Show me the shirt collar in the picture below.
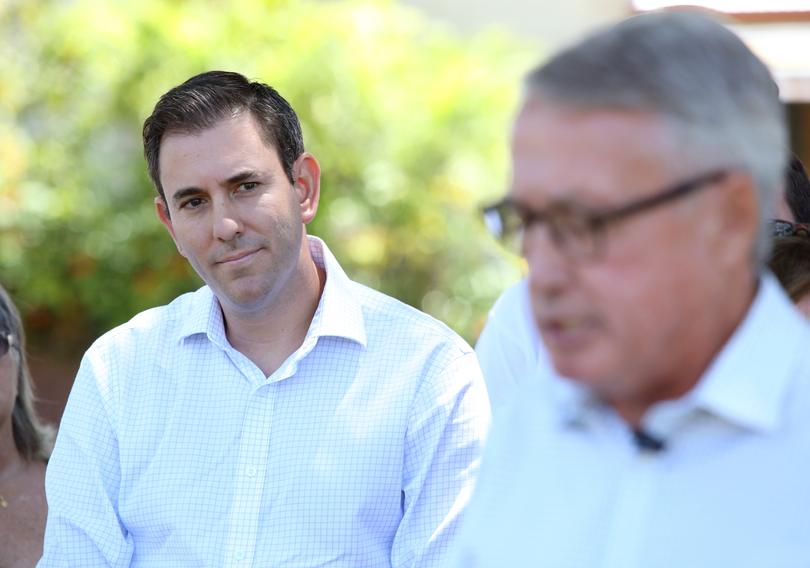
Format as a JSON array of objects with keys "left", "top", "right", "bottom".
[
  {"left": 176, "top": 286, "right": 225, "bottom": 346},
  {"left": 548, "top": 373, "right": 601, "bottom": 428},
  {"left": 549, "top": 272, "right": 810, "bottom": 434},
  {"left": 175, "top": 236, "right": 367, "bottom": 348},
  {"left": 691, "top": 272, "right": 809, "bottom": 433},
  {"left": 306, "top": 236, "right": 367, "bottom": 347}
]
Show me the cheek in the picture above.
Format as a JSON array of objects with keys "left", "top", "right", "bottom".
[
  {"left": 587, "top": 262, "right": 679, "bottom": 351},
  {"left": 170, "top": 224, "right": 204, "bottom": 258},
  {"left": 0, "top": 359, "right": 18, "bottom": 410}
]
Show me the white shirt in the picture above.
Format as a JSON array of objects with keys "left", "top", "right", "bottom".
[
  {"left": 453, "top": 274, "right": 810, "bottom": 567},
  {"left": 40, "top": 237, "right": 491, "bottom": 567},
  {"left": 474, "top": 278, "right": 545, "bottom": 414}
]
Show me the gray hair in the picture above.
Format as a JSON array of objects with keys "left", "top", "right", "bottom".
[{"left": 524, "top": 10, "right": 787, "bottom": 264}]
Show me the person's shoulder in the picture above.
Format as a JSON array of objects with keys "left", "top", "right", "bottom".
[
  {"left": 736, "top": 277, "right": 810, "bottom": 433},
  {"left": 783, "top": 318, "right": 810, "bottom": 409},
  {"left": 349, "top": 280, "right": 472, "bottom": 354},
  {"left": 87, "top": 286, "right": 209, "bottom": 355},
  {"left": 486, "top": 278, "right": 532, "bottom": 331},
  {"left": 491, "top": 278, "right": 529, "bottom": 311},
  {"left": 477, "top": 278, "right": 539, "bottom": 355}
]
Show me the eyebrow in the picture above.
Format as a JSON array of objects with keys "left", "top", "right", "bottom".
[
  {"left": 170, "top": 186, "right": 204, "bottom": 204},
  {"left": 170, "top": 169, "right": 272, "bottom": 204},
  {"left": 225, "top": 169, "right": 266, "bottom": 185},
  {"left": 508, "top": 190, "right": 616, "bottom": 213}
]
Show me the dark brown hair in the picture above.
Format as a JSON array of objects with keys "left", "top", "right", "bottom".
[
  {"left": 785, "top": 154, "right": 810, "bottom": 223},
  {"left": 768, "top": 236, "right": 810, "bottom": 302},
  {"left": 0, "top": 284, "right": 54, "bottom": 462},
  {"left": 143, "top": 70, "right": 305, "bottom": 202}
]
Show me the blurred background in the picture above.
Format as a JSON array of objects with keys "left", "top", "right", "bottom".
[{"left": 2, "top": 0, "right": 809, "bottom": 425}]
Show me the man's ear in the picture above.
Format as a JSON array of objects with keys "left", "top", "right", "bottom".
[
  {"left": 292, "top": 153, "right": 321, "bottom": 224},
  {"left": 155, "top": 196, "right": 186, "bottom": 257},
  {"left": 710, "top": 170, "right": 760, "bottom": 268}
]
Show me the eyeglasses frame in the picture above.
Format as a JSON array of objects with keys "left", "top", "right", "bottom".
[
  {"left": 771, "top": 219, "right": 810, "bottom": 238},
  {"left": 0, "top": 332, "right": 18, "bottom": 358},
  {"left": 483, "top": 169, "right": 729, "bottom": 259}
]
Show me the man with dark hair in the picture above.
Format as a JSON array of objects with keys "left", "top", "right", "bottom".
[
  {"left": 40, "top": 71, "right": 490, "bottom": 567},
  {"left": 454, "top": 10, "right": 810, "bottom": 566}
]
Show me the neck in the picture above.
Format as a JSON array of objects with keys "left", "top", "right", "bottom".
[
  {"left": 222, "top": 241, "right": 326, "bottom": 376},
  {"left": 613, "top": 272, "right": 759, "bottom": 429}
]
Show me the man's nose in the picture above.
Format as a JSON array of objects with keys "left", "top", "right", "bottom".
[
  {"left": 523, "top": 224, "right": 574, "bottom": 298},
  {"left": 211, "top": 197, "right": 243, "bottom": 242}
]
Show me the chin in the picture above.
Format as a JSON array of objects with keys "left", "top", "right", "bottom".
[
  {"left": 550, "top": 352, "right": 614, "bottom": 389},
  {"left": 216, "top": 284, "right": 274, "bottom": 312}
]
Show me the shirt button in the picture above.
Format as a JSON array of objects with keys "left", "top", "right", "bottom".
[
  {"left": 235, "top": 551, "right": 245, "bottom": 561},
  {"left": 246, "top": 466, "right": 257, "bottom": 477}
]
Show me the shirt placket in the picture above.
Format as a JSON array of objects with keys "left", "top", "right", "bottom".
[
  {"left": 599, "top": 445, "right": 661, "bottom": 568},
  {"left": 222, "top": 385, "right": 275, "bottom": 566}
]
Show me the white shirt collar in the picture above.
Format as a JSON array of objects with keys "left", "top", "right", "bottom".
[
  {"left": 175, "top": 236, "right": 367, "bottom": 348},
  {"left": 692, "top": 272, "right": 809, "bottom": 433}
]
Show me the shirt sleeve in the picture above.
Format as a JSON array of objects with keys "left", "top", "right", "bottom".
[
  {"left": 38, "top": 348, "right": 134, "bottom": 567},
  {"left": 391, "top": 349, "right": 491, "bottom": 568},
  {"left": 443, "top": 388, "right": 515, "bottom": 568}
]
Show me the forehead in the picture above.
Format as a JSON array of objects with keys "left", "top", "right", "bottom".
[
  {"left": 158, "top": 114, "right": 280, "bottom": 185},
  {"left": 510, "top": 97, "right": 681, "bottom": 205}
]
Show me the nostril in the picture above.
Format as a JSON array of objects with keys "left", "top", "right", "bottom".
[{"left": 213, "top": 216, "right": 242, "bottom": 241}]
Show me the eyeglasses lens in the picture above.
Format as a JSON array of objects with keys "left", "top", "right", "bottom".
[
  {"left": 484, "top": 201, "right": 603, "bottom": 259},
  {"left": 551, "top": 207, "right": 599, "bottom": 259},
  {"left": 484, "top": 203, "right": 523, "bottom": 253},
  {"left": 772, "top": 220, "right": 796, "bottom": 237},
  {"left": 771, "top": 219, "right": 810, "bottom": 238}
]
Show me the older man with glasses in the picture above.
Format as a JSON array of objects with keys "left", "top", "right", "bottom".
[{"left": 454, "top": 9, "right": 810, "bottom": 567}]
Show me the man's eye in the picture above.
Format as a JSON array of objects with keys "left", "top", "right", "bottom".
[
  {"left": 239, "top": 182, "right": 258, "bottom": 191},
  {"left": 514, "top": 207, "right": 536, "bottom": 228},
  {"left": 180, "top": 197, "right": 205, "bottom": 209}
]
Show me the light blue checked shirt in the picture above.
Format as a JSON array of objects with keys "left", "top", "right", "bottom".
[{"left": 40, "top": 237, "right": 490, "bottom": 567}]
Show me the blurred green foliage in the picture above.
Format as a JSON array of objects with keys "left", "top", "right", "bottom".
[{"left": 0, "top": 0, "right": 530, "bottom": 355}]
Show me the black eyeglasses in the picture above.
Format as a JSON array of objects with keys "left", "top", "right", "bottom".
[
  {"left": 771, "top": 219, "right": 810, "bottom": 238},
  {"left": 483, "top": 169, "right": 728, "bottom": 260},
  {"left": 0, "top": 332, "right": 16, "bottom": 358}
]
